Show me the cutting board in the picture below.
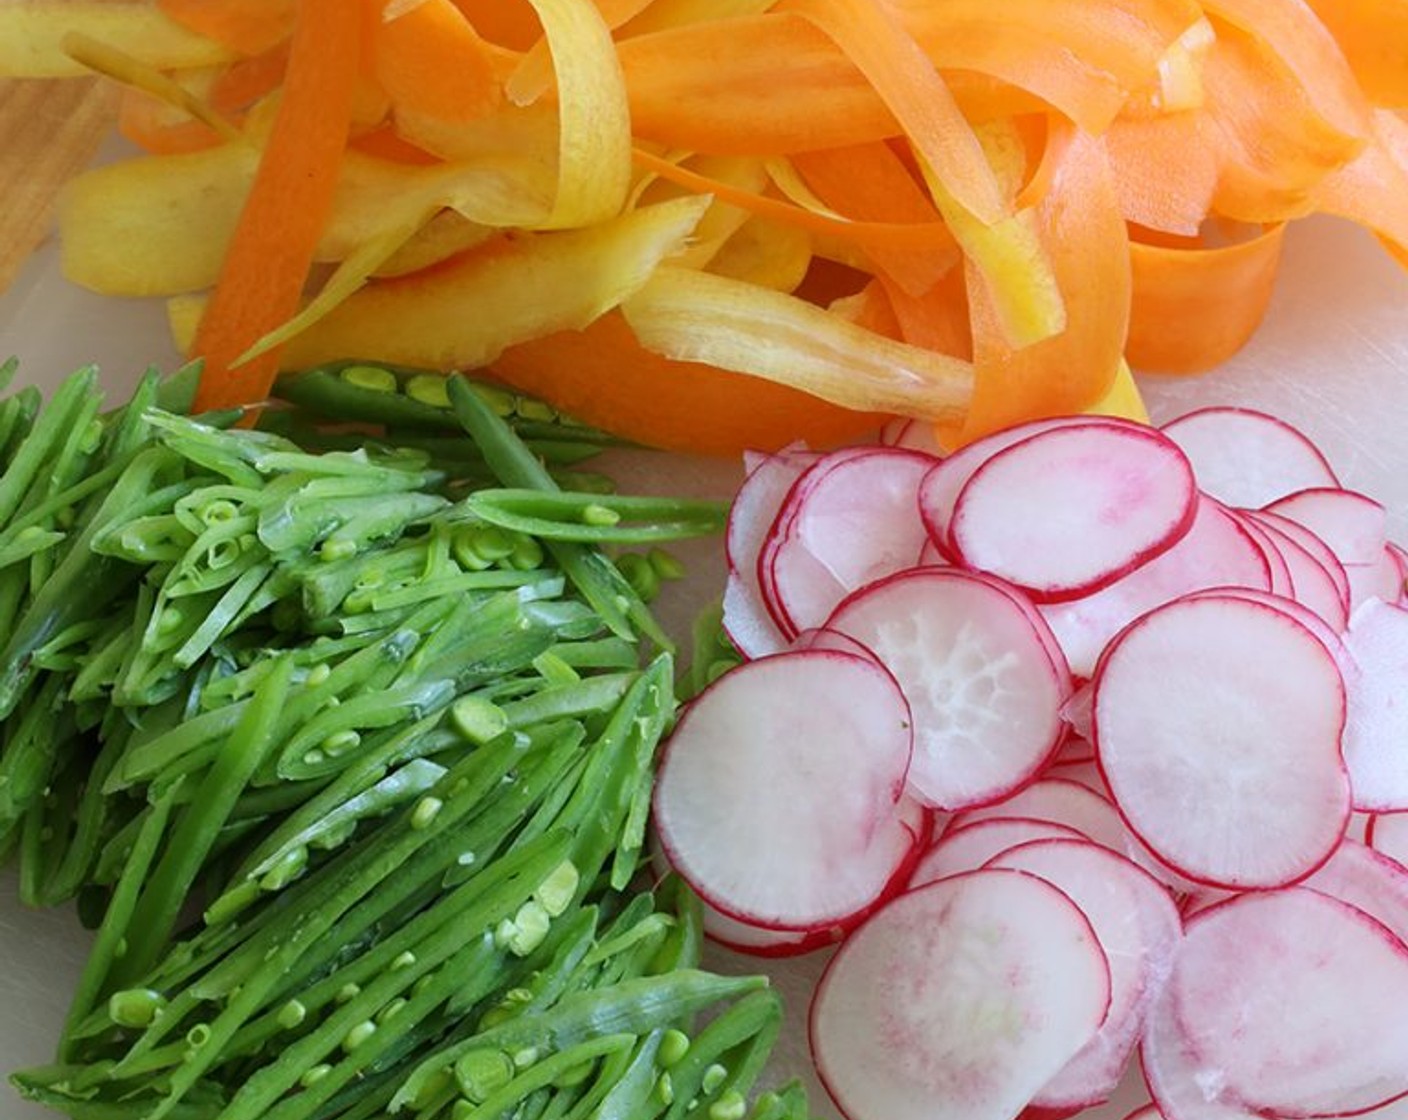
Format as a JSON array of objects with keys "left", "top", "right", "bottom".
[{"left": 1, "top": 210, "right": 1407, "bottom": 1117}]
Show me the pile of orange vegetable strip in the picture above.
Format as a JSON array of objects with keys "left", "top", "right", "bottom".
[{"left": 4, "top": 0, "right": 1407, "bottom": 453}]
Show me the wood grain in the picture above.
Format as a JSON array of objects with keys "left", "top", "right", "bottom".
[{"left": 0, "top": 76, "right": 119, "bottom": 293}]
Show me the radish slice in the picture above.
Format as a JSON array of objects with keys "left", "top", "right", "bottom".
[
  {"left": 1180, "top": 587, "right": 1349, "bottom": 665},
  {"left": 826, "top": 568, "right": 1071, "bottom": 810},
  {"left": 1370, "top": 812, "right": 1408, "bottom": 870},
  {"left": 723, "top": 447, "right": 819, "bottom": 657},
  {"left": 1239, "top": 511, "right": 1351, "bottom": 631},
  {"left": 1092, "top": 593, "right": 1350, "bottom": 888},
  {"left": 1263, "top": 487, "right": 1388, "bottom": 568},
  {"left": 1227, "top": 511, "right": 1295, "bottom": 598},
  {"left": 1172, "top": 889, "right": 1408, "bottom": 1119},
  {"left": 986, "top": 839, "right": 1183, "bottom": 1114},
  {"left": 652, "top": 649, "right": 921, "bottom": 931},
  {"left": 1040, "top": 496, "right": 1270, "bottom": 677},
  {"left": 918, "top": 416, "right": 1143, "bottom": 553},
  {"left": 955, "top": 777, "right": 1130, "bottom": 854},
  {"left": 949, "top": 424, "right": 1197, "bottom": 603},
  {"left": 1062, "top": 683, "right": 1096, "bottom": 741},
  {"left": 1347, "top": 547, "right": 1406, "bottom": 614},
  {"left": 1342, "top": 598, "right": 1408, "bottom": 811},
  {"left": 1159, "top": 407, "right": 1339, "bottom": 508},
  {"left": 1052, "top": 735, "right": 1097, "bottom": 766},
  {"left": 880, "top": 417, "right": 945, "bottom": 455},
  {"left": 1141, "top": 977, "right": 1265, "bottom": 1120},
  {"left": 810, "top": 869, "right": 1112, "bottom": 1120},
  {"left": 1303, "top": 838, "right": 1408, "bottom": 945},
  {"left": 909, "top": 817, "right": 1088, "bottom": 888},
  {"left": 764, "top": 448, "right": 936, "bottom": 636}
]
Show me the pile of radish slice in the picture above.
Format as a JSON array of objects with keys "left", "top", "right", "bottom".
[{"left": 651, "top": 406, "right": 1408, "bottom": 1120}]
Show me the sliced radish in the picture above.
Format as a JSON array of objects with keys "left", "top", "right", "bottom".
[
  {"left": 1263, "top": 486, "right": 1388, "bottom": 568},
  {"left": 825, "top": 568, "right": 1071, "bottom": 810},
  {"left": 1179, "top": 586, "right": 1348, "bottom": 665},
  {"left": 763, "top": 448, "right": 936, "bottom": 636},
  {"left": 811, "top": 869, "right": 1112, "bottom": 1120},
  {"left": 1140, "top": 976, "right": 1264, "bottom": 1120},
  {"left": 1040, "top": 495, "right": 1270, "bottom": 677},
  {"left": 909, "top": 817, "right": 1088, "bottom": 888},
  {"left": 1347, "top": 546, "right": 1406, "bottom": 613},
  {"left": 1303, "top": 838, "right": 1408, "bottom": 945},
  {"left": 986, "top": 839, "right": 1183, "bottom": 1114},
  {"left": 1092, "top": 593, "right": 1350, "bottom": 888},
  {"left": 723, "top": 446, "right": 819, "bottom": 657},
  {"left": 1227, "top": 511, "right": 1294, "bottom": 598},
  {"left": 1238, "top": 511, "right": 1349, "bottom": 630},
  {"left": 653, "top": 649, "right": 920, "bottom": 931},
  {"left": 1342, "top": 598, "right": 1408, "bottom": 811},
  {"left": 955, "top": 777, "right": 1130, "bottom": 854},
  {"left": 918, "top": 416, "right": 1135, "bottom": 551},
  {"left": 949, "top": 423, "right": 1197, "bottom": 603},
  {"left": 1052, "top": 735, "right": 1096, "bottom": 766},
  {"left": 1371, "top": 812, "right": 1408, "bottom": 869},
  {"left": 1061, "top": 683, "right": 1095, "bottom": 742},
  {"left": 1159, "top": 407, "right": 1339, "bottom": 508},
  {"left": 1172, "top": 889, "right": 1408, "bottom": 1118},
  {"left": 879, "top": 417, "right": 945, "bottom": 455}
]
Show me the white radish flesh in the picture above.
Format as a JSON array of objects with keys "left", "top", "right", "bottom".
[
  {"left": 1263, "top": 486, "right": 1388, "bottom": 568},
  {"left": 1347, "top": 546, "right": 1406, "bottom": 614},
  {"left": 652, "top": 649, "right": 919, "bottom": 931},
  {"left": 1371, "top": 812, "right": 1408, "bottom": 869},
  {"left": 810, "top": 869, "right": 1111, "bottom": 1120},
  {"left": 955, "top": 777, "right": 1130, "bottom": 854},
  {"left": 1172, "top": 889, "right": 1408, "bottom": 1118},
  {"left": 1228, "top": 511, "right": 1295, "bottom": 598},
  {"left": 723, "top": 447, "right": 819, "bottom": 657},
  {"left": 986, "top": 839, "right": 1183, "bottom": 1114},
  {"left": 1040, "top": 496, "right": 1270, "bottom": 677},
  {"left": 1341, "top": 598, "right": 1408, "bottom": 811},
  {"left": 1159, "top": 406, "right": 1338, "bottom": 508},
  {"left": 1246, "top": 507, "right": 1351, "bottom": 611},
  {"left": 1092, "top": 593, "right": 1350, "bottom": 888},
  {"left": 1141, "top": 979, "right": 1264, "bottom": 1120},
  {"left": 909, "top": 817, "right": 1088, "bottom": 888},
  {"left": 949, "top": 424, "right": 1197, "bottom": 602},
  {"left": 764, "top": 447, "right": 936, "bottom": 636},
  {"left": 1302, "top": 838, "right": 1408, "bottom": 945},
  {"left": 826, "top": 568, "right": 1071, "bottom": 810},
  {"left": 917, "top": 416, "right": 1131, "bottom": 551},
  {"left": 1239, "top": 510, "right": 1351, "bottom": 630}
]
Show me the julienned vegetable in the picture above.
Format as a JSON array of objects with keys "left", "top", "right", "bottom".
[
  {"left": 4, "top": 1, "right": 1406, "bottom": 453},
  {"left": 0, "top": 360, "right": 811, "bottom": 1120},
  {"left": 657, "top": 405, "right": 1408, "bottom": 1119}
]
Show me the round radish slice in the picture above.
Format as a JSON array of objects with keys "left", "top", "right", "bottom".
[
  {"left": 1342, "top": 598, "right": 1408, "bottom": 811},
  {"left": 880, "top": 417, "right": 945, "bottom": 455},
  {"left": 1263, "top": 486, "right": 1388, "bottom": 568},
  {"left": 909, "top": 817, "right": 1087, "bottom": 888},
  {"left": 1141, "top": 979, "right": 1263, "bottom": 1120},
  {"left": 1228, "top": 511, "right": 1295, "bottom": 598},
  {"left": 1371, "top": 811, "right": 1408, "bottom": 870},
  {"left": 1241, "top": 509, "right": 1350, "bottom": 630},
  {"left": 653, "top": 650, "right": 919, "bottom": 931},
  {"left": 955, "top": 777, "right": 1130, "bottom": 854},
  {"left": 1246, "top": 507, "right": 1351, "bottom": 606},
  {"left": 825, "top": 568, "right": 1071, "bottom": 810},
  {"left": 1172, "top": 889, "right": 1408, "bottom": 1118},
  {"left": 986, "top": 839, "right": 1183, "bottom": 1114},
  {"left": 1303, "top": 838, "right": 1408, "bottom": 945},
  {"left": 1039, "top": 495, "right": 1270, "bottom": 677},
  {"left": 764, "top": 448, "right": 936, "bottom": 635},
  {"left": 949, "top": 423, "right": 1197, "bottom": 602},
  {"left": 1159, "top": 406, "right": 1339, "bottom": 508},
  {"left": 723, "top": 447, "right": 819, "bottom": 657},
  {"left": 811, "top": 869, "right": 1112, "bottom": 1120},
  {"left": 1347, "top": 546, "right": 1407, "bottom": 614},
  {"left": 701, "top": 892, "right": 845, "bottom": 958},
  {"left": 1092, "top": 593, "right": 1350, "bottom": 888},
  {"left": 917, "top": 416, "right": 1141, "bottom": 552}
]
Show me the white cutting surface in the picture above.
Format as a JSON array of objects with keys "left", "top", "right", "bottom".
[{"left": 1, "top": 213, "right": 1407, "bottom": 1117}]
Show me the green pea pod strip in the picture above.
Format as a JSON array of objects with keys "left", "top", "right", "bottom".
[
  {"left": 447, "top": 375, "right": 670, "bottom": 649},
  {"left": 0, "top": 365, "right": 99, "bottom": 526},
  {"left": 113, "top": 656, "right": 295, "bottom": 986},
  {"left": 60, "top": 786, "right": 179, "bottom": 1060},
  {"left": 466, "top": 489, "right": 727, "bottom": 545}
]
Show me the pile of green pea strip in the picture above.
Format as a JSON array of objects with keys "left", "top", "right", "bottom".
[{"left": 0, "top": 357, "right": 813, "bottom": 1120}]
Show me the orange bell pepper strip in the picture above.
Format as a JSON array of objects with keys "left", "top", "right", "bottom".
[
  {"left": 1302, "top": 0, "right": 1408, "bottom": 108},
  {"left": 370, "top": 0, "right": 501, "bottom": 126},
  {"left": 490, "top": 312, "right": 885, "bottom": 455},
  {"left": 1126, "top": 221, "right": 1286, "bottom": 374},
  {"left": 790, "top": 141, "right": 958, "bottom": 297},
  {"left": 190, "top": 0, "right": 362, "bottom": 413},
  {"left": 958, "top": 124, "right": 1131, "bottom": 443}
]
